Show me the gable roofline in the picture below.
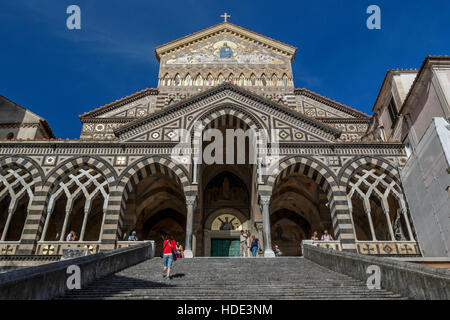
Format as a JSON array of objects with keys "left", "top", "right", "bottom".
[
  {"left": 155, "top": 22, "right": 298, "bottom": 62},
  {"left": 371, "top": 69, "right": 418, "bottom": 114},
  {"left": 114, "top": 82, "right": 341, "bottom": 138},
  {"left": 294, "top": 88, "right": 371, "bottom": 119},
  {"left": 79, "top": 88, "right": 159, "bottom": 119},
  {"left": 398, "top": 55, "right": 450, "bottom": 116},
  {"left": 0, "top": 94, "right": 56, "bottom": 139}
]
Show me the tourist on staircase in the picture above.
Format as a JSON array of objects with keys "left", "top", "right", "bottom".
[
  {"left": 176, "top": 241, "right": 184, "bottom": 258},
  {"left": 321, "top": 230, "right": 333, "bottom": 241},
  {"left": 274, "top": 245, "right": 282, "bottom": 257},
  {"left": 240, "top": 230, "right": 249, "bottom": 257},
  {"left": 128, "top": 231, "right": 138, "bottom": 241},
  {"left": 250, "top": 234, "right": 260, "bottom": 257},
  {"left": 162, "top": 234, "right": 178, "bottom": 280}
]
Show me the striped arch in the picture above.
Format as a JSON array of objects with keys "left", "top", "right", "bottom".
[
  {"left": 189, "top": 104, "right": 267, "bottom": 159},
  {"left": 340, "top": 156, "right": 414, "bottom": 242},
  {"left": 266, "top": 156, "right": 337, "bottom": 193},
  {"left": 0, "top": 157, "right": 44, "bottom": 245},
  {"left": 0, "top": 156, "right": 44, "bottom": 189},
  {"left": 264, "top": 156, "right": 357, "bottom": 250},
  {"left": 43, "top": 156, "right": 117, "bottom": 193},
  {"left": 339, "top": 156, "right": 401, "bottom": 187},
  {"left": 102, "top": 156, "right": 191, "bottom": 244}
]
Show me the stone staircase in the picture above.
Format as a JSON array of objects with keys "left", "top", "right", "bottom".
[{"left": 60, "top": 257, "right": 406, "bottom": 300}]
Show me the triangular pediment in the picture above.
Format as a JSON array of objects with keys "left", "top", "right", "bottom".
[
  {"left": 155, "top": 22, "right": 297, "bottom": 63},
  {"left": 115, "top": 83, "right": 341, "bottom": 143}
]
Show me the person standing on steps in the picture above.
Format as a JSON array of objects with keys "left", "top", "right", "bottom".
[
  {"left": 128, "top": 231, "right": 138, "bottom": 241},
  {"left": 240, "top": 230, "right": 249, "bottom": 257},
  {"left": 321, "top": 230, "right": 334, "bottom": 241},
  {"left": 250, "top": 234, "right": 260, "bottom": 257},
  {"left": 176, "top": 241, "right": 184, "bottom": 258},
  {"left": 162, "top": 234, "right": 178, "bottom": 280}
]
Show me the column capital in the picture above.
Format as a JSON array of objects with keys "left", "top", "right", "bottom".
[
  {"left": 259, "top": 195, "right": 271, "bottom": 206},
  {"left": 186, "top": 195, "right": 197, "bottom": 207}
]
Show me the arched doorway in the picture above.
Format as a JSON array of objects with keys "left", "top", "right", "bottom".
[
  {"left": 269, "top": 169, "right": 334, "bottom": 256},
  {"left": 121, "top": 168, "right": 186, "bottom": 257},
  {"left": 195, "top": 111, "right": 260, "bottom": 256},
  {"left": 271, "top": 209, "right": 311, "bottom": 256},
  {"left": 202, "top": 171, "right": 250, "bottom": 256}
]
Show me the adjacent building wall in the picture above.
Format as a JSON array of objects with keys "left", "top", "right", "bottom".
[{"left": 401, "top": 117, "right": 450, "bottom": 257}]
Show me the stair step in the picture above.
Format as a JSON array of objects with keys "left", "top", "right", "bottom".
[{"left": 58, "top": 258, "right": 406, "bottom": 300}]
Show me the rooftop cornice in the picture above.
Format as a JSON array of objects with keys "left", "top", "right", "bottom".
[
  {"left": 79, "top": 88, "right": 159, "bottom": 119},
  {"left": 294, "top": 88, "right": 370, "bottom": 119},
  {"left": 399, "top": 55, "right": 450, "bottom": 116}
]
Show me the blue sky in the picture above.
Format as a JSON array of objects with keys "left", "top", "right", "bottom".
[{"left": 0, "top": 0, "right": 449, "bottom": 138}]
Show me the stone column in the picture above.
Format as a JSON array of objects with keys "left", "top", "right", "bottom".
[
  {"left": 184, "top": 196, "right": 197, "bottom": 258},
  {"left": 259, "top": 195, "right": 275, "bottom": 257}
]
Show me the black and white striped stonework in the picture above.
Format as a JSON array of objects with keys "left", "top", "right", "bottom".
[{"left": 264, "top": 156, "right": 357, "bottom": 252}]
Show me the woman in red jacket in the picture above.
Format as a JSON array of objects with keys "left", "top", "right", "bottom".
[{"left": 162, "top": 234, "right": 177, "bottom": 280}]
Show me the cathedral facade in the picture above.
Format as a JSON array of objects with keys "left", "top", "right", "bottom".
[{"left": 0, "top": 21, "right": 421, "bottom": 258}]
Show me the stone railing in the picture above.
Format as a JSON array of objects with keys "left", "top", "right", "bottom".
[
  {"left": 356, "top": 241, "right": 421, "bottom": 256},
  {"left": 117, "top": 241, "right": 155, "bottom": 258},
  {"left": 36, "top": 241, "right": 101, "bottom": 255},
  {"left": 301, "top": 240, "right": 421, "bottom": 256},
  {"left": 0, "top": 241, "right": 154, "bottom": 300},
  {"left": 301, "top": 240, "right": 342, "bottom": 252},
  {"left": 0, "top": 242, "right": 20, "bottom": 255},
  {"left": 303, "top": 244, "right": 450, "bottom": 300}
]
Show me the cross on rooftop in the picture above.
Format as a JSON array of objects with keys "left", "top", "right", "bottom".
[{"left": 221, "top": 12, "right": 231, "bottom": 22}]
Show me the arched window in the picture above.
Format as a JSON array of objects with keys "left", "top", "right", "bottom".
[
  {"left": 239, "top": 74, "right": 245, "bottom": 86},
  {"left": 218, "top": 74, "right": 224, "bottom": 85},
  {"left": 250, "top": 74, "right": 256, "bottom": 86},
  {"left": 282, "top": 74, "right": 289, "bottom": 87},
  {"left": 207, "top": 74, "right": 214, "bottom": 86},
  {"left": 271, "top": 74, "right": 278, "bottom": 87},
  {"left": 174, "top": 74, "right": 181, "bottom": 86},
  {"left": 228, "top": 73, "right": 234, "bottom": 84},
  {"left": 163, "top": 74, "right": 170, "bottom": 86},
  {"left": 185, "top": 74, "right": 191, "bottom": 86},
  {"left": 195, "top": 75, "right": 203, "bottom": 86},
  {"left": 261, "top": 74, "right": 267, "bottom": 87}
]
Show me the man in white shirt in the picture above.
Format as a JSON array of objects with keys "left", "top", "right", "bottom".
[
  {"left": 240, "top": 230, "right": 249, "bottom": 257},
  {"left": 321, "top": 230, "right": 334, "bottom": 241}
]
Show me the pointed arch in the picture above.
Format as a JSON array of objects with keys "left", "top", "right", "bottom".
[
  {"left": 218, "top": 73, "right": 224, "bottom": 85},
  {"left": 184, "top": 74, "right": 191, "bottom": 86},
  {"left": 228, "top": 73, "right": 235, "bottom": 84},
  {"left": 271, "top": 74, "right": 278, "bottom": 87},
  {"left": 174, "top": 74, "right": 181, "bottom": 86},
  {"left": 239, "top": 73, "right": 246, "bottom": 86},
  {"left": 163, "top": 73, "right": 171, "bottom": 86},
  {"left": 195, "top": 74, "right": 203, "bottom": 86},
  {"left": 261, "top": 73, "right": 267, "bottom": 87},
  {"left": 282, "top": 74, "right": 289, "bottom": 87},
  {"left": 207, "top": 74, "right": 214, "bottom": 86},
  {"left": 250, "top": 74, "right": 256, "bottom": 86}
]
